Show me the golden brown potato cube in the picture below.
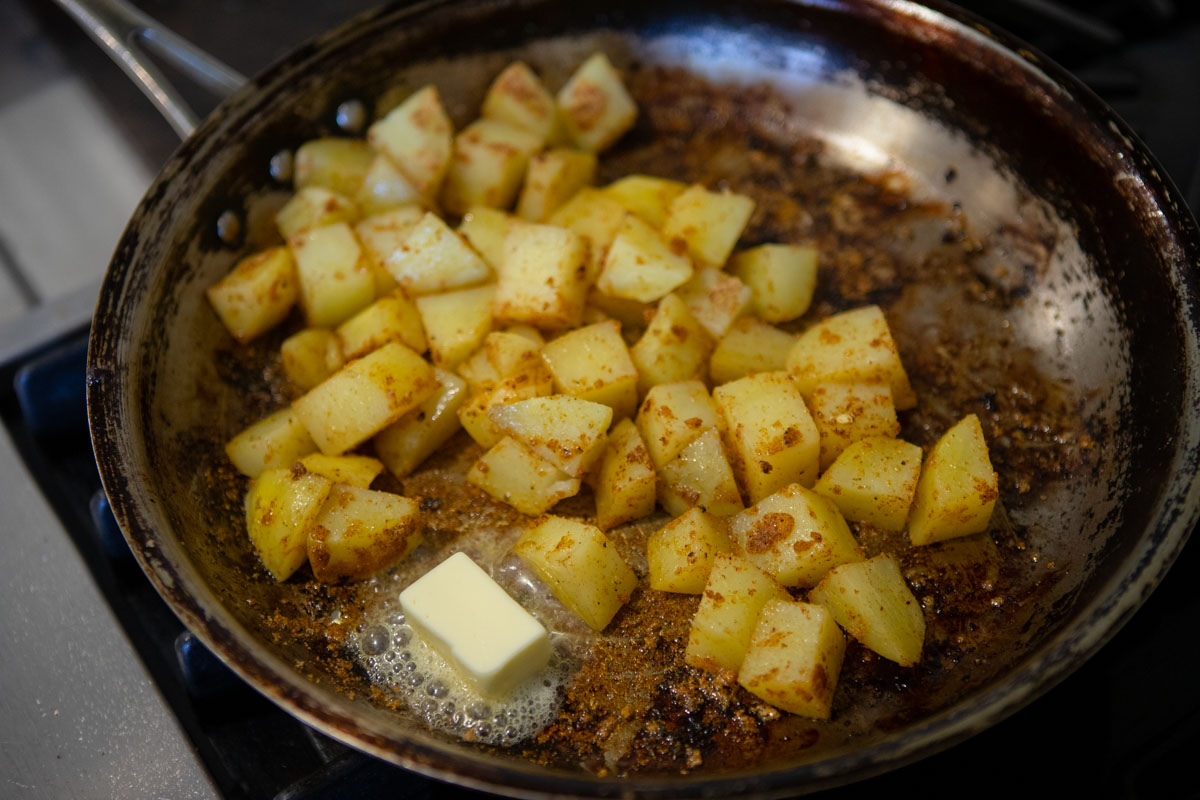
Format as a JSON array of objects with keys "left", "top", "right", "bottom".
[
  {"left": 366, "top": 85, "right": 453, "bottom": 200},
  {"left": 659, "top": 428, "right": 744, "bottom": 517},
  {"left": 809, "top": 382, "right": 900, "bottom": 471},
  {"left": 415, "top": 283, "right": 496, "bottom": 368},
  {"left": 676, "top": 267, "right": 752, "bottom": 339},
  {"left": 646, "top": 508, "right": 732, "bottom": 594},
  {"left": 593, "top": 418, "right": 657, "bottom": 530},
  {"left": 714, "top": 372, "right": 820, "bottom": 502},
  {"left": 729, "top": 483, "right": 862, "bottom": 588},
  {"left": 809, "top": 554, "right": 925, "bottom": 667},
  {"left": 336, "top": 290, "right": 426, "bottom": 360},
  {"left": 244, "top": 467, "right": 332, "bottom": 581},
  {"left": 601, "top": 174, "right": 687, "bottom": 229},
  {"left": 294, "top": 137, "right": 374, "bottom": 197},
  {"left": 456, "top": 347, "right": 501, "bottom": 393},
  {"left": 467, "top": 437, "right": 581, "bottom": 515},
  {"left": 585, "top": 289, "right": 651, "bottom": 330},
  {"left": 281, "top": 328, "right": 345, "bottom": 391},
  {"left": 709, "top": 317, "right": 796, "bottom": 386},
  {"left": 291, "top": 342, "right": 438, "bottom": 455},
  {"left": 630, "top": 293, "right": 713, "bottom": 394},
  {"left": 596, "top": 214, "right": 694, "bottom": 303},
  {"left": 481, "top": 61, "right": 561, "bottom": 146},
  {"left": 513, "top": 515, "right": 637, "bottom": 631},
  {"left": 728, "top": 244, "right": 818, "bottom": 323},
  {"left": 457, "top": 364, "right": 554, "bottom": 448},
  {"left": 493, "top": 221, "right": 587, "bottom": 330},
  {"left": 206, "top": 247, "right": 298, "bottom": 343},
  {"left": 556, "top": 53, "right": 637, "bottom": 153},
  {"left": 908, "top": 414, "right": 999, "bottom": 546},
  {"left": 289, "top": 222, "right": 376, "bottom": 328},
  {"left": 786, "top": 305, "right": 916, "bottom": 409},
  {"left": 685, "top": 553, "right": 789, "bottom": 674},
  {"left": 374, "top": 368, "right": 468, "bottom": 478},
  {"left": 517, "top": 149, "right": 597, "bottom": 222},
  {"left": 354, "top": 206, "right": 426, "bottom": 284},
  {"left": 457, "top": 206, "right": 512, "bottom": 271},
  {"left": 635, "top": 379, "right": 721, "bottom": 469},
  {"left": 485, "top": 330, "right": 543, "bottom": 378},
  {"left": 307, "top": 485, "right": 423, "bottom": 582},
  {"left": 539, "top": 320, "right": 638, "bottom": 419},
  {"left": 737, "top": 599, "right": 846, "bottom": 719},
  {"left": 226, "top": 407, "right": 317, "bottom": 478},
  {"left": 276, "top": 186, "right": 361, "bottom": 239},
  {"left": 488, "top": 394, "right": 612, "bottom": 478},
  {"left": 813, "top": 437, "right": 922, "bottom": 532},
  {"left": 441, "top": 119, "right": 542, "bottom": 215},
  {"left": 661, "top": 185, "right": 755, "bottom": 268},
  {"left": 296, "top": 453, "right": 383, "bottom": 489},
  {"left": 547, "top": 187, "right": 628, "bottom": 283},
  {"left": 388, "top": 211, "right": 492, "bottom": 296},
  {"left": 355, "top": 154, "right": 424, "bottom": 216}
]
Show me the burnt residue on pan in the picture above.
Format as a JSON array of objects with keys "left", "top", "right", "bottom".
[{"left": 174, "top": 65, "right": 1096, "bottom": 777}]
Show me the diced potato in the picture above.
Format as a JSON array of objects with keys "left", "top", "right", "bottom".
[
  {"left": 809, "top": 554, "right": 925, "bottom": 667},
  {"left": 635, "top": 379, "right": 721, "bottom": 469},
  {"left": 336, "top": 290, "right": 426, "bottom": 359},
  {"left": 291, "top": 342, "right": 438, "bottom": 455},
  {"left": 709, "top": 317, "right": 795, "bottom": 385},
  {"left": 493, "top": 221, "right": 588, "bottom": 330},
  {"left": 596, "top": 214, "right": 693, "bottom": 303},
  {"left": 488, "top": 394, "right": 613, "bottom": 478},
  {"left": 786, "top": 305, "right": 916, "bottom": 409},
  {"left": 809, "top": 382, "right": 900, "bottom": 470},
  {"left": 585, "top": 289, "right": 651, "bottom": 330},
  {"left": 307, "top": 485, "right": 423, "bottom": 582},
  {"left": 481, "top": 61, "right": 561, "bottom": 146},
  {"left": 908, "top": 414, "right": 998, "bottom": 546},
  {"left": 457, "top": 365, "right": 554, "bottom": 448},
  {"left": 676, "top": 267, "right": 752, "bottom": 339},
  {"left": 484, "top": 330, "right": 542, "bottom": 378},
  {"left": 441, "top": 119, "right": 542, "bottom": 215},
  {"left": 415, "top": 283, "right": 496, "bottom": 368},
  {"left": 513, "top": 515, "right": 637, "bottom": 631},
  {"left": 387, "top": 211, "right": 492, "bottom": 296},
  {"left": 456, "top": 347, "right": 502, "bottom": 393},
  {"left": 226, "top": 407, "right": 317, "bottom": 478},
  {"left": 206, "top": 247, "right": 298, "bottom": 343},
  {"left": 275, "top": 186, "right": 360, "bottom": 239},
  {"left": 517, "top": 149, "right": 597, "bottom": 222},
  {"left": 737, "top": 599, "right": 845, "bottom": 719},
  {"left": 547, "top": 187, "right": 628, "bottom": 282},
  {"left": 601, "top": 175, "right": 687, "bottom": 229},
  {"left": 467, "top": 437, "right": 580, "bottom": 515},
  {"left": 813, "top": 437, "right": 923, "bottom": 532},
  {"left": 539, "top": 320, "right": 638, "bottom": 419},
  {"left": 355, "top": 154, "right": 424, "bottom": 216},
  {"left": 630, "top": 294, "right": 713, "bottom": 394},
  {"left": 374, "top": 369, "right": 468, "bottom": 478},
  {"left": 661, "top": 185, "right": 755, "bottom": 268},
  {"left": 294, "top": 137, "right": 374, "bottom": 197},
  {"left": 685, "top": 554, "right": 789, "bottom": 674},
  {"left": 244, "top": 467, "right": 332, "bottom": 581},
  {"left": 354, "top": 206, "right": 427, "bottom": 286},
  {"left": 728, "top": 483, "right": 862, "bottom": 588},
  {"left": 296, "top": 453, "right": 384, "bottom": 488},
  {"left": 281, "top": 328, "right": 345, "bottom": 390},
  {"left": 728, "top": 244, "right": 818, "bottom": 323},
  {"left": 714, "top": 372, "right": 820, "bottom": 502},
  {"left": 366, "top": 85, "right": 454, "bottom": 200},
  {"left": 659, "top": 428, "right": 744, "bottom": 517},
  {"left": 556, "top": 53, "right": 637, "bottom": 153},
  {"left": 457, "top": 206, "right": 512, "bottom": 271},
  {"left": 593, "top": 418, "right": 657, "bottom": 530},
  {"left": 646, "top": 508, "right": 731, "bottom": 594},
  {"left": 289, "top": 222, "right": 376, "bottom": 328}
]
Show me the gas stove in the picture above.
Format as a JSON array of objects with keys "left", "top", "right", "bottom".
[{"left": 2, "top": 1, "right": 1197, "bottom": 798}]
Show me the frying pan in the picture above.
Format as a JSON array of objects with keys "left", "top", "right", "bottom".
[{"left": 76, "top": 0, "right": 1200, "bottom": 795}]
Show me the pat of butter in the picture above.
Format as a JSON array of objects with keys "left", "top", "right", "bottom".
[{"left": 399, "top": 552, "right": 551, "bottom": 697}]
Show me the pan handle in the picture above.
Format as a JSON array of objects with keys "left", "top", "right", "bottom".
[{"left": 51, "top": 0, "right": 247, "bottom": 139}]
